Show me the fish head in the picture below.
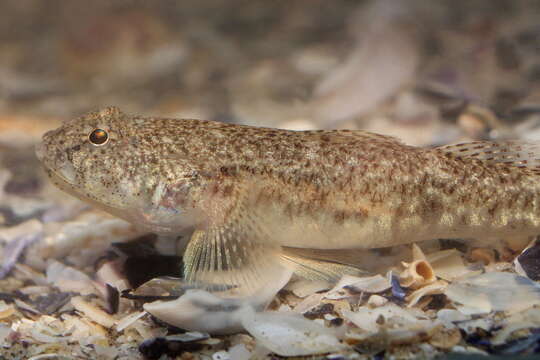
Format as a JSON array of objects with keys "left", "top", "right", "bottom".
[
  {"left": 36, "top": 106, "right": 203, "bottom": 231},
  {"left": 36, "top": 107, "right": 142, "bottom": 215}
]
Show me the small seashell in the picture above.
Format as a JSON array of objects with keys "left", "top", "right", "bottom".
[{"left": 399, "top": 260, "right": 436, "bottom": 289}]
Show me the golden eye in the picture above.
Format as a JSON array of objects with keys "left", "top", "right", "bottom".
[{"left": 88, "top": 128, "right": 109, "bottom": 146}]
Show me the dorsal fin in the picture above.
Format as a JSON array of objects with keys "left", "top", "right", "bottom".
[{"left": 437, "top": 140, "right": 540, "bottom": 172}]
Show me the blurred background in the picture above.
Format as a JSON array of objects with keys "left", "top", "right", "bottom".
[{"left": 2, "top": 0, "right": 540, "bottom": 192}]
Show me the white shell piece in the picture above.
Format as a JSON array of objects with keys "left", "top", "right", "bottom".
[
  {"left": 367, "top": 294, "right": 388, "bottom": 307},
  {"left": 436, "top": 309, "right": 470, "bottom": 326},
  {"left": 116, "top": 311, "right": 147, "bottom": 332},
  {"left": 325, "top": 274, "right": 391, "bottom": 300},
  {"left": 212, "top": 350, "right": 230, "bottom": 360},
  {"left": 427, "top": 249, "right": 471, "bottom": 281},
  {"left": 71, "top": 296, "right": 116, "bottom": 328},
  {"left": 445, "top": 272, "right": 540, "bottom": 315},
  {"left": 0, "top": 324, "right": 11, "bottom": 345},
  {"left": 46, "top": 260, "right": 96, "bottom": 295},
  {"left": 228, "top": 344, "right": 252, "bottom": 360},
  {"left": 406, "top": 280, "right": 447, "bottom": 307},
  {"left": 286, "top": 279, "right": 331, "bottom": 298},
  {"left": 240, "top": 309, "right": 345, "bottom": 356},
  {"left": 342, "top": 303, "right": 423, "bottom": 333},
  {"left": 0, "top": 219, "right": 43, "bottom": 243},
  {"left": 144, "top": 290, "right": 248, "bottom": 334}
]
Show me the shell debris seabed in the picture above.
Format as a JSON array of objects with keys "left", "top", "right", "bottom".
[{"left": 5, "top": 190, "right": 540, "bottom": 359}]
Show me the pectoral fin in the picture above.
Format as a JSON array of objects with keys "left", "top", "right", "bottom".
[
  {"left": 183, "top": 227, "right": 368, "bottom": 295},
  {"left": 183, "top": 224, "right": 288, "bottom": 296}
]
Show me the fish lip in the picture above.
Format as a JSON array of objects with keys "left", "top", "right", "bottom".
[
  {"left": 43, "top": 161, "right": 134, "bottom": 220},
  {"left": 43, "top": 165, "right": 77, "bottom": 192}
]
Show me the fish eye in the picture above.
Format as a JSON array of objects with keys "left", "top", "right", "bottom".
[{"left": 88, "top": 129, "right": 109, "bottom": 146}]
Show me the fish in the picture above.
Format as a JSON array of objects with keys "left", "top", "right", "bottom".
[{"left": 36, "top": 106, "right": 540, "bottom": 300}]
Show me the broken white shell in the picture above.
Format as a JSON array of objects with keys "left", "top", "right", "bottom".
[
  {"left": 0, "top": 301, "right": 16, "bottom": 319},
  {"left": 71, "top": 296, "right": 116, "bottom": 328},
  {"left": 0, "top": 324, "right": 11, "bottom": 346},
  {"left": 325, "top": 274, "right": 391, "bottom": 300},
  {"left": 406, "top": 280, "right": 448, "bottom": 307},
  {"left": 427, "top": 249, "right": 471, "bottom": 281},
  {"left": 285, "top": 279, "right": 331, "bottom": 298},
  {"left": 116, "top": 311, "right": 147, "bottom": 332},
  {"left": 343, "top": 303, "right": 425, "bottom": 333},
  {"left": 491, "top": 307, "right": 540, "bottom": 345},
  {"left": 436, "top": 309, "right": 470, "bottom": 326},
  {"left": 46, "top": 260, "right": 96, "bottom": 295},
  {"left": 240, "top": 308, "right": 345, "bottom": 356},
  {"left": 144, "top": 289, "right": 248, "bottom": 334},
  {"left": 445, "top": 272, "right": 540, "bottom": 315}
]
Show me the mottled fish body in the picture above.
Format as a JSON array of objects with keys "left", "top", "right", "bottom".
[{"left": 37, "top": 107, "right": 540, "bottom": 295}]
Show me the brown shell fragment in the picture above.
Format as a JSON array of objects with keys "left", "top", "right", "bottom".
[
  {"left": 470, "top": 248, "right": 496, "bottom": 265},
  {"left": 428, "top": 326, "right": 462, "bottom": 349}
]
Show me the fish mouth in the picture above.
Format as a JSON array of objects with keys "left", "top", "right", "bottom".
[
  {"left": 42, "top": 160, "right": 135, "bottom": 223},
  {"left": 36, "top": 140, "right": 78, "bottom": 186},
  {"left": 42, "top": 164, "right": 82, "bottom": 198}
]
